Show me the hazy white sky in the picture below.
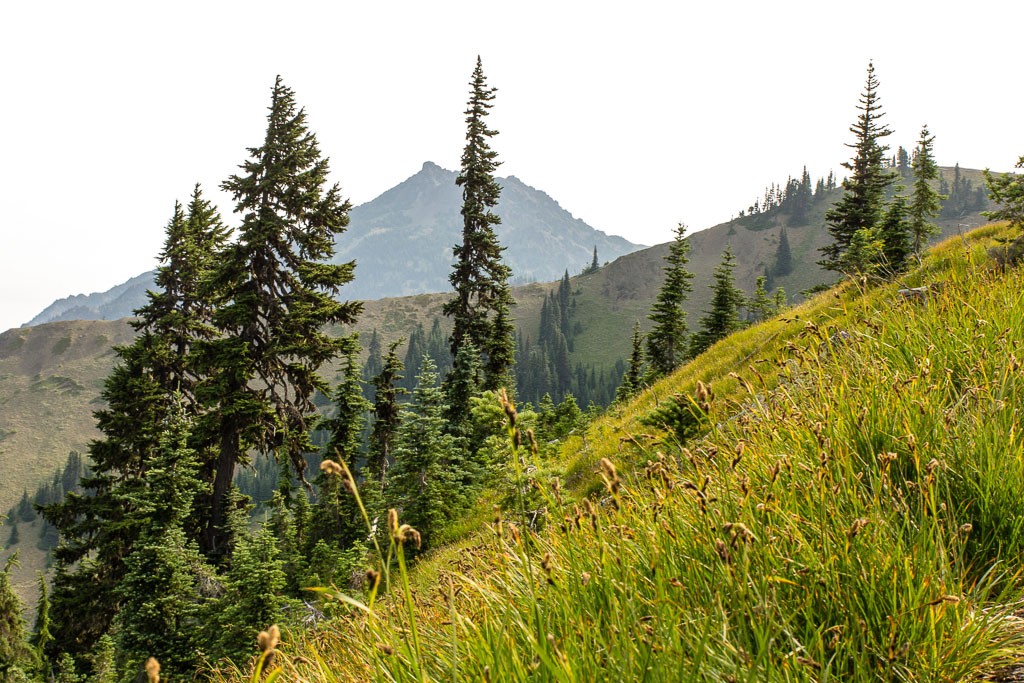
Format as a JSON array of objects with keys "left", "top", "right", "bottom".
[{"left": 1, "top": 0, "right": 1022, "bottom": 332}]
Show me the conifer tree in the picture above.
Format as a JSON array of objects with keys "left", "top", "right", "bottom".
[
  {"left": 747, "top": 275, "right": 775, "bottom": 322},
  {"left": 30, "top": 575, "right": 51, "bottom": 672},
  {"left": 200, "top": 76, "right": 361, "bottom": 556},
  {"left": 820, "top": 62, "right": 896, "bottom": 272},
  {"left": 908, "top": 125, "right": 945, "bottom": 254},
  {"left": 878, "top": 192, "right": 912, "bottom": 274},
  {"left": 774, "top": 228, "right": 793, "bottom": 277},
  {"left": 111, "top": 404, "right": 209, "bottom": 678},
  {"left": 0, "top": 556, "right": 31, "bottom": 678},
  {"left": 983, "top": 156, "right": 1024, "bottom": 230},
  {"left": 368, "top": 341, "right": 406, "bottom": 484},
  {"left": 444, "top": 57, "right": 514, "bottom": 395},
  {"left": 587, "top": 246, "right": 600, "bottom": 274},
  {"left": 208, "top": 526, "right": 287, "bottom": 665},
  {"left": 616, "top": 322, "right": 645, "bottom": 402},
  {"left": 388, "top": 357, "right": 462, "bottom": 550},
  {"left": 313, "top": 336, "right": 370, "bottom": 547},
  {"left": 646, "top": 223, "right": 694, "bottom": 378},
  {"left": 41, "top": 189, "right": 224, "bottom": 661},
  {"left": 691, "top": 248, "right": 746, "bottom": 356}
]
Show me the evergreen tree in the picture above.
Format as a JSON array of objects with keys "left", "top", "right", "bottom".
[
  {"left": 587, "top": 246, "right": 600, "bottom": 274},
  {"left": 388, "top": 357, "right": 462, "bottom": 550},
  {"left": 878, "top": 192, "right": 912, "bottom": 274},
  {"left": 445, "top": 342, "right": 482, "bottom": 435},
  {"left": 0, "top": 556, "right": 31, "bottom": 678},
  {"left": 787, "top": 166, "right": 813, "bottom": 225},
  {"left": 820, "top": 62, "right": 896, "bottom": 272},
  {"left": 135, "top": 185, "right": 229, "bottom": 405},
  {"left": 368, "top": 341, "right": 406, "bottom": 484},
  {"left": 89, "top": 635, "right": 116, "bottom": 683},
  {"left": 208, "top": 526, "right": 287, "bottom": 665},
  {"left": 444, "top": 57, "right": 514, "bottom": 395},
  {"left": 908, "top": 125, "right": 945, "bottom": 254},
  {"left": 115, "top": 526, "right": 206, "bottom": 678},
  {"left": 984, "top": 156, "right": 1024, "bottom": 230},
  {"left": 111, "top": 405, "right": 210, "bottom": 678},
  {"left": 646, "top": 223, "right": 694, "bottom": 378},
  {"left": 30, "top": 575, "right": 51, "bottom": 673},
  {"left": 41, "top": 187, "right": 229, "bottom": 663},
  {"left": 691, "top": 248, "right": 746, "bottom": 356},
  {"left": 313, "top": 336, "right": 370, "bottom": 547},
  {"left": 616, "top": 322, "right": 645, "bottom": 403},
  {"left": 774, "top": 227, "right": 793, "bottom": 277},
  {"left": 361, "top": 329, "right": 383, "bottom": 399},
  {"left": 199, "top": 76, "right": 361, "bottom": 556},
  {"left": 747, "top": 275, "right": 775, "bottom": 322}
]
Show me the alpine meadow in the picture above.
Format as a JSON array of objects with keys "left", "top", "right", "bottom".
[{"left": 2, "top": 54, "right": 1024, "bottom": 683}]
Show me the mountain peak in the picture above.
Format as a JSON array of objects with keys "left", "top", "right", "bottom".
[{"left": 419, "top": 160, "right": 452, "bottom": 176}]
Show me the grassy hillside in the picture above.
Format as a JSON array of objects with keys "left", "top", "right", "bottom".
[{"left": 228, "top": 222, "right": 1024, "bottom": 681}]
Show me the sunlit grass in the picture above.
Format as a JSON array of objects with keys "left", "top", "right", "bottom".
[{"left": 214, "top": 223, "right": 1024, "bottom": 681}]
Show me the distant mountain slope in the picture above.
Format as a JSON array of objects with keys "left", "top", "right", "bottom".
[
  {"left": 23, "top": 162, "right": 641, "bottom": 327},
  {"left": 25, "top": 271, "right": 157, "bottom": 328}
]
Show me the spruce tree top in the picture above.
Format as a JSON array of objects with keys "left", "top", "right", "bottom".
[
  {"left": 821, "top": 61, "right": 896, "bottom": 272},
  {"left": 212, "top": 75, "right": 362, "bottom": 466}
]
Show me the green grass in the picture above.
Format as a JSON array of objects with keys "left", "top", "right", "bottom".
[{"left": 213, "top": 222, "right": 1024, "bottom": 682}]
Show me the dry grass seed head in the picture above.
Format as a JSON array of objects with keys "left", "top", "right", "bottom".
[
  {"left": 257, "top": 624, "right": 280, "bottom": 653},
  {"left": 319, "top": 459, "right": 343, "bottom": 477},
  {"left": 145, "top": 657, "right": 160, "bottom": 683}
]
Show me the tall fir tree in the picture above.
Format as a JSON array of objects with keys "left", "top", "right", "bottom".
[
  {"left": 691, "top": 248, "right": 746, "bottom": 356},
  {"left": 41, "top": 192, "right": 225, "bottom": 664},
  {"left": 199, "top": 76, "right": 361, "bottom": 556},
  {"left": 387, "top": 357, "right": 462, "bottom": 550},
  {"left": 616, "top": 322, "right": 645, "bottom": 402},
  {"left": 774, "top": 227, "right": 793, "bottom": 277},
  {"left": 444, "top": 57, "right": 514, "bottom": 399},
  {"left": 0, "top": 555, "right": 30, "bottom": 678},
  {"left": 646, "top": 223, "right": 694, "bottom": 378},
  {"left": 877, "top": 192, "right": 912, "bottom": 274},
  {"left": 984, "top": 156, "right": 1024, "bottom": 230},
  {"left": 908, "top": 125, "right": 945, "bottom": 254},
  {"left": 368, "top": 341, "right": 406, "bottom": 484},
  {"left": 312, "top": 335, "right": 370, "bottom": 548},
  {"left": 820, "top": 62, "right": 896, "bottom": 272}
]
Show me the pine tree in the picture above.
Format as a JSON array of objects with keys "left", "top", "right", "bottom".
[
  {"left": 110, "top": 405, "right": 209, "bottom": 678},
  {"left": 908, "top": 125, "right": 945, "bottom": 254},
  {"left": 787, "top": 166, "right": 813, "bottom": 225},
  {"left": 820, "top": 62, "right": 896, "bottom": 272},
  {"left": 368, "top": 341, "right": 406, "bottom": 484},
  {"left": 983, "top": 156, "right": 1024, "bottom": 230},
  {"left": 587, "top": 246, "right": 600, "bottom": 274},
  {"left": 0, "top": 556, "right": 31, "bottom": 677},
  {"left": 444, "top": 57, "right": 514, "bottom": 396},
  {"left": 774, "top": 227, "right": 793, "bottom": 277},
  {"left": 89, "top": 635, "right": 116, "bottom": 683},
  {"left": 115, "top": 526, "right": 205, "bottom": 678},
  {"left": 616, "top": 322, "right": 645, "bottom": 402},
  {"left": 30, "top": 575, "right": 51, "bottom": 673},
  {"left": 691, "top": 248, "right": 746, "bottom": 356},
  {"left": 646, "top": 223, "right": 694, "bottom": 378},
  {"left": 747, "top": 275, "right": 774, "bottom": 322},
  {"left": 878, "top": 192, "right": 912, "bottom": 274},
  {"left": 313, "top": 336, "right": 370, "bottom": 547},
  {"left": 387, "top": 357, "right": 462, "bottom": 550},
  {"left": 207, "top": 526, "right": 287, "bottom": 665},
  {"left": 199, "top": 76, "right": 361, "bottom": 556}
]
